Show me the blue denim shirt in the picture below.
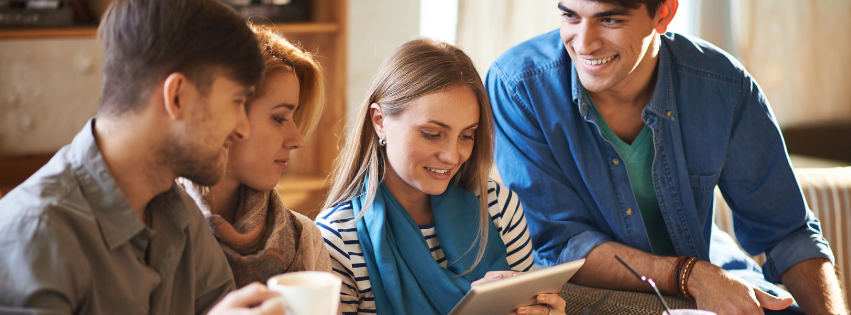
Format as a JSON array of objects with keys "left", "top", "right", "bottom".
[{"left": 486, "top": 30, "right": 834, "bottom": 293}]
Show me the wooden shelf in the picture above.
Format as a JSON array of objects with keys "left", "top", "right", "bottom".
[
  {"left": 275, "top": 175, "right": 332, "bottom": 219},
  {"left": 271, "top": 22, "right": 339, "bottom": 34},
  {"left": 0, "top": 22, "right": 338, "bottom": 40},
  {"left": 0, "top": 153, "right": 53, "bottom": 195},
  {"left": 0, "top": 0, "right": 347, "bottom": 217},
  {"left": 0, "top": 26, "right": 98, "bottom": 39},
  {"left": 275, "top": 174, "right": 330, "bottom": 193}
]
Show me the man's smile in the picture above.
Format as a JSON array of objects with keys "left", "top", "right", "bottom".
[{"left": 581, "top": 55, "right": 618, "bottom": 65}]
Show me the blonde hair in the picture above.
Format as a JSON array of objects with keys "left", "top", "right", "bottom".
[
  {"left": 248, "top": 23, "right": 324, "bottom": 139},
  {"left": 323, "top": 38, "right": 495, "bottom": 275}
]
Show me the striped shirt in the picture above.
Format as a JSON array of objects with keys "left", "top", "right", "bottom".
[{"left": 315, "top": 180, "right": 533, "bottom": 315}]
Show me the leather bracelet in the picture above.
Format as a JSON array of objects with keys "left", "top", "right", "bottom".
[
  {"left": 675, "top": 257, "right": 688, "bottom": 295},
  {"left": 679, "top": 257, "right": 699, "bottom": 299},
  {"left": 668, "top": 256, "right": 687, "bottom": 296}
]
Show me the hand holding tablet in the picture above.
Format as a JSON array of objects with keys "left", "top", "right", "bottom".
[{"left": 449, "top": 259, "right": 585, "bottom": 315}]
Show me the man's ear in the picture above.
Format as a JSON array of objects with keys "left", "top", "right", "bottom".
[
  {"left": 162, "top": 72, "right": 190, "bottom": 121},
  {"left": 370, "top": 103, "right": 386, "bottom": 140},
  {"left": 654, "top": 0, "right": 679, "bottom": 34}
]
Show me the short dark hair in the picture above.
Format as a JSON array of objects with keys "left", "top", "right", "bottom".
[
  {"left": 98, "top": 0, "right": 265, "bottom": 116},
  {"left": 590, "top": 0, "right": 665, "bottom": 18}
]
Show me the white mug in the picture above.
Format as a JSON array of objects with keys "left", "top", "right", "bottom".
[
  {"left": 664, "top": 310, "right": 717, "bottom": 315},
  {"left": 267, "top": 271, "right": 341, "bottom": 315}
]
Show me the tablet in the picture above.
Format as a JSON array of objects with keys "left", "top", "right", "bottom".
[{"left": 448, "top": 258, "right": 585, "bottom": 315}]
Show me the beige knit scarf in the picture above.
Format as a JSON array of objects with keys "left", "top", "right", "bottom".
[{"left": 190, "top": 184, "right": 307, "bottom": 288}]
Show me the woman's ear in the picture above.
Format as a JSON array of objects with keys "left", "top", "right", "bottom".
[{"left": 370, "top": 103, "right": 386, "bottom": 140}]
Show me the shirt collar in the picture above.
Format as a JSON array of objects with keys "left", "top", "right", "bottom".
[
  {"left": 571, "top": 37, "right": 676, "bottom": 123},
  {"left": 69, "top": 118, "right": 146, "bottom": 250}
]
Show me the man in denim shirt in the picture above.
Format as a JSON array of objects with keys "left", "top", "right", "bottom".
[{"left": 487, "top": 0, "right": 845, "bottom": 313}]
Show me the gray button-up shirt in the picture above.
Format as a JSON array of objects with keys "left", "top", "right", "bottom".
[{"left": 0, "top": 119, "right": 235, "bottom": 315}]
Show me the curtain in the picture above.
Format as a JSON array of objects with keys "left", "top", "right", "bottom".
[
  {"left": 736, "top": 0, "right": 851, "bottom": 127},
  {"left": 455, "top": 0, "right": 561, "bottom": 77}
]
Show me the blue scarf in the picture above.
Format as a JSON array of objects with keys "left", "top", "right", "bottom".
[{"left": 353, "top": 182, "right": 510, "bottom": 315}]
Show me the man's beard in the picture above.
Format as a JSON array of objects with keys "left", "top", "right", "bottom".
[{"left": 159, "top": 127, "right": 225, "bottom": 187}]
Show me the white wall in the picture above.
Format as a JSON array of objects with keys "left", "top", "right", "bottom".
[
  {"left": 420, "top": 0, "right": 458, "bottom": 45},
  {"left": 736, "top": 0, "right": 851, "bottom": 127},
  {"left": 0, "top": 38, "right": 102, "bottom": 156},
  {"left": 455, "top": 0, "right": 560, "bottom": 78},
  {"left": 346, "top": 0, "right": 421, "bottom": 121}
]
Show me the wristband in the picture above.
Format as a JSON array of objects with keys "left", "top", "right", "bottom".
[
  {"left": 668, "top": 256, "right": 687, "bottom": 296},
  {"left": 679, "top": 257, "right": 699, "bottom": 299}
]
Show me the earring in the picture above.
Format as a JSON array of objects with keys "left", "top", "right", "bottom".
[{"left": 379, "top": 138, "right": 387, "bottom": 146}]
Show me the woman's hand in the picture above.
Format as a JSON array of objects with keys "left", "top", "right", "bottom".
[
  {"left": 514, "top": 294, "right": 566, "bottom": 315},
  {"left": 471, "top": 270, "right": 521, "bottom": 287},
  {"left": 470, "top": 271, "right": 566, "bottom": 315},
  {"left": 208, "top": 282, "right": 285, "bottom": 315}
]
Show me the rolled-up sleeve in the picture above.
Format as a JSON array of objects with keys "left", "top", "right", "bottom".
[
  {"left": 486, "top": 63, "right": 612, "bottom": 267},
  {"left": 718, "top": 73, "right": 834, "bottom": 283}
]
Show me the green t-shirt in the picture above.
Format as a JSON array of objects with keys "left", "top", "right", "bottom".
[{"left": 591, "top": 103, "right": 676, "bottom": 256}]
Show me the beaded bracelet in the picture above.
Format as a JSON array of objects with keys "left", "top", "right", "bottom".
[
  {"left": 668, "top": 256, "right": 687, "bottom": 296},
  {"left": 679, "top": 257, "right": 699, "bottom": 299}
]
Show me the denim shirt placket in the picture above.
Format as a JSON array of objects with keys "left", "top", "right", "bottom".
[
  {"left": 651, "top": 47, "right": 706, "bottom": 259},
  {"left": 570, "top": 47, "right": 702, "bottom": 258},
  {"left": 644, "top": 48, "right": 703, "bottom": 259},
  {"left": 572, "top": 74, "right": 654, "bottom": 254},
  {"left": 645, "top": 102, "right": 695, "bottom": 258}
]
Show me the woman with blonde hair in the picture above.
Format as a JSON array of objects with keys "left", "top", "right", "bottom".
[
  {"left": 315, "top": 38, "right": 566, "bottom": 315},
  {"left": 182, "top": 24, "right": 331, "bottom": 287}
]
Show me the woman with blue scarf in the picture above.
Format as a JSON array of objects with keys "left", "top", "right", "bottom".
[{"left": 315, "top": 39, "right": 567, "bottom": 315}]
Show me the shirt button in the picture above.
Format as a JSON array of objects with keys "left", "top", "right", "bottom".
[
  {"left": 612, "top": 159, "right": 620, "bottom": 166},
  {"left": 666, "top": 111, "right": 673, "bottom": 117},
  {"left": 626, "top": 208, "right": 634, "bottom": 215}
]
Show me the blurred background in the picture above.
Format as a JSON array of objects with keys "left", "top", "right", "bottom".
[{"left": 1, "top": 0, "right": 850, "bottom": 213}]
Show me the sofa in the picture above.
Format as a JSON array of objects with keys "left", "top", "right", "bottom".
[{"left": 714, "top": 166, "right": 851, "bottom": 307}]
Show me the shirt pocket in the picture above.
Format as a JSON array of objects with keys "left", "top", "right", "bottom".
[{"left": 688, "top": 171, "right": 721, "bottom": 218}]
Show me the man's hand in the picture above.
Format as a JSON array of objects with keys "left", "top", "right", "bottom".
[
  {"left": 573, "top": 242, "right": 796, "bottom": 315},
  {"left": 208, "top": 282, "right": 285, "bottom": 315},
  {"left": 689, "top": 261, "right": 793, "bottom": 315}
]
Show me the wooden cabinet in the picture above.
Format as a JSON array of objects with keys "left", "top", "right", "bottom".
[
  {"left": 272, "top": 0, "right": 348, "bottom": 218},
  {"left": 0, "top": 0, "right": 347, "bottom": 218}
]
